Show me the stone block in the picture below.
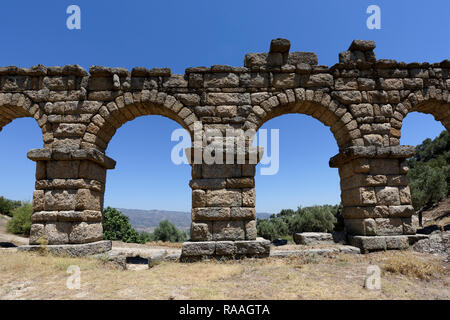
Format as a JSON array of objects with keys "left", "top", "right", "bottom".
[
  {"left": 36, "top": 162, "right": 46, "bottom": 179},
  {"left": 272, "top": 73, "right": 299, "bottom": 88},
  {"left": 370, "top": 159, "right": 400, "bottom": 175},
  {"left": 46, "top": 160, "right": 79, "bottom": 179},
  {"left": 385, "top": 236, "right": 409, "bottom": 250},
  {"left": 212, "top": 220, "right": 245, "bottom": 240},
  {"left": 190, "top": 221, "right": 213, "bottom": 241},
  {"left": 342, "top": 187, "right": 376, "bottom": 206},
  {"left": 192, "top": 189, "right": 207, "bottom": 207},
  {"left": 33, "top": 190, "right": 45, "bottom": 211},
  {"left": 204, "top": 73, "right": 239, "bottom": 88},
  {"left": 44, "top": 190, "right": 76, "bottom": 211},
  {"left": 230, "top": 207, "right": 255, "bottom": 220},
  {"left": 293, "top": 232, "right": 334, "bottom": 245},
  {"left": 29, "top": 223, "right": 45, "bottom": 244},
  {"left": 189, "top": 178, "right": 226, "bottom": 190},
  {"left": 69, "top": 222, "right": 103, "bottom": 244},
  {"left": 402, "top": 217, "right": 417, "bottom": 235},
  {"left": 270, "top": 38, "right": 291, "bottom": 53},
  {"left": 342, "top": 206, "right": 390, "bottom": 219},
  {"left": 79, "top": 161, "right": 106, "bottom": 182},
  {"left": 234, "top": 239, "right": 271, "bottom": 256},
  {"left": 215, "top": 241, "right": 236, "bottom": 255},
  {"left": 75, "top": 189, "right": 102, "bottom": 211},
  {"left": 345, "top": 218, "right": 377, "bottom": 236},
  {"left": 19, "top": 240, "right": 112, "bottom": 257},
  {"left": 242, "top": 188, "right": 255, "bottom": 207},
  {"left": 375, "top": 186, "right": 400, "bottom": 205},
  {"left": 181, "top": 241, "right": 216, "bottom": 257},
  {"left": 245, "top": 220, "right": 257, "bottom": 240},
  {"left": 45, "top": 222, "right": 72, "bottom": 244},
  {"left": 32, "top": 211, "right": 58, "bottom": 223},
  {"left": 348, "top": 236, "right": 387, "bottom": 252},
  {"left": 226, "top": 178, "right": 254, "bottom": 188},
  {"left": 374, "top": 218, "right": 403, "bottom": 235},
  {"left": 389, "top": 205, "right": 415, "bottom": 218},
  {"left": 202, "top": 164, "right": 241, "bottom": 178},
  {"left": 206, "top": 189, "right": 242, "bottom": 207},
  {"left": 399, "top": 186, "right": 412, "bottom": 204},
  {"left": 192, "top": 207, "right": 230, "bottom": 221}
]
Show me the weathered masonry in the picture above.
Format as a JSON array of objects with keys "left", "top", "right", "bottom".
[{"left": 2, "top": 39, "right": 449, "bottom": 258}]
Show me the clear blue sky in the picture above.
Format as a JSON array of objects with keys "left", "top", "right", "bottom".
[{"left": 0, "top": 0, "right": 448, "bottom": 214}]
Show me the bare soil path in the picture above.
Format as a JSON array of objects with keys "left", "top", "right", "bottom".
[{"left": 0, "top": 215, "right": 28, "bottom": 247}]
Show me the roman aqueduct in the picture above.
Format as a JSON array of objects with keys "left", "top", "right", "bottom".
[{"left": 1, "top": 39, "right": 449, "bottom": 258}]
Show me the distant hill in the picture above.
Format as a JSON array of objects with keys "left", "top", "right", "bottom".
[{"left": 119, "top": 208, "right": 272, "bottom": 232}]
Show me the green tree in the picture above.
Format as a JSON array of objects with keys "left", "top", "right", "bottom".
[
  {"left": 257, "top": 204, "right": 340, "bottom": 240},
  {"left": 256, "top": 218, "right": 278, "bottom": 241},
  {"left": 7, "top": 202, "right": 33, "bottom": 235},
  {"left": 102, "top": 207, "right": 144, "bottom": 243},
  {"left": 408, "top": 163, "right": 447, "bottom": 210},
  {"left": 407, "top": 130, "right": 450, "bottom": 210},
  {"left": 151, "top": 219, "right": 188, "bottom": 242},
  {"left": 288, "top": 206, "right": 337, "bottom": 234},
  {"left": 0, "top": 196, "right": 22, "bottom": 217}
]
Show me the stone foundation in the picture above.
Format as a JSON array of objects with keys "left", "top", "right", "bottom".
[
  {"left": 18, "top": 240, "right": 112, "bottom": 257},
  {"left": 180, "top": 239, "right": 271, "bottom": 261},
  {"left": 348, "top": 235, "right": 428, "bottom": 253}
]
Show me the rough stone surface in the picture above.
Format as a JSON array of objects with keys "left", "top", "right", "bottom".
[
  {"left": 348, "top": 235, "right": 428, "bottom": 253},
  {"left": 293, "top": 232, "right": 334, "bottom": 245},
  {"left": 180, "top": 239, "right": 270, "bottom": 261},
  {"left": 270, "top": 246, "right": 361, "bottom": 258},
  {"left": 18, "top": 240, "right": 111, "bottom": 257},
  {"left": 412, "top": 231, "right": 450, "bottom": 259}
]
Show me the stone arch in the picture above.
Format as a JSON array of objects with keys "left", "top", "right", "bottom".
[
  {"left": 392, "top": 89, "right": 450, "bottom": 141},
  {"left": 0, "top": 93, "right": 48, "bottom": 146},
  {"left": 81, "top": 91, "right": 197, "bottom": 152},
  {"left": 253, "top": 89, "right": 360, "bottom": 150}
]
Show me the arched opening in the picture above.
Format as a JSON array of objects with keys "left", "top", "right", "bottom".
[
  {"left": 0, "top": 115, "right": 43, "bottom": 246},
  {"left": 255, "top": 114, "right": 340, "bottom": 211},
  {"left": 101, "top": 107, "right": 193, "bottom": 244},
  {"left": 400, "top": 106, "right": 449, "bottom": 231},
  {"left": 253, "top": 107, "right": 345, "bottom": 243},
  {"left": 256, "top": 91, "right": 359, "bottom": 151}
]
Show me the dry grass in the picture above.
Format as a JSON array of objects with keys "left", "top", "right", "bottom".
[
  {"left": 382, "top": 252, "right": 447, "bottom": 280},
  {"left": 0, "top": 249, "right": 448, "bottom": 300}
]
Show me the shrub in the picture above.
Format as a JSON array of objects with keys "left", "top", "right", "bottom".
[
  {"left": 256, "top": 218, "right": 278, "bottom": 241},
  {"left": 408, "top": 163, "right": 447, "bottom": 210},
  {"left": 0, "top": 196, "right": 22, "bottom": 217},
  {"left": 407, "top": 130, "right": 450, "bottom": 210},
  {"left": 103, "top": 207, "right": 187, "bottom": 244},
  {"left": 288, "top": 206, "right": 337, "bottom": 234},
  {"left": 7, "top": 202, "right": 33, "bottom": 235},
  {"left": 103, "top": 207, "right": 145, "bottom": 243},
  {"left": 257, "top": 204, "right": 340, "bottom": 240},
  {"left": 151, "top": 219, "right": 188, "bottom": 242}
]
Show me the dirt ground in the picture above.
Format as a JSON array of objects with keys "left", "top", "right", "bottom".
[
  {"left": 0, "top": 215, "right": 28, "bottom": 246},
  {"left": 0, "top": 248, "right": 448, "bottom": 300},
  {"left": 1, "top": 213, "right": 448, "bottom": 300},
  {"left": 422, "top": 196, "right": 450, "bottom": 227}
]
